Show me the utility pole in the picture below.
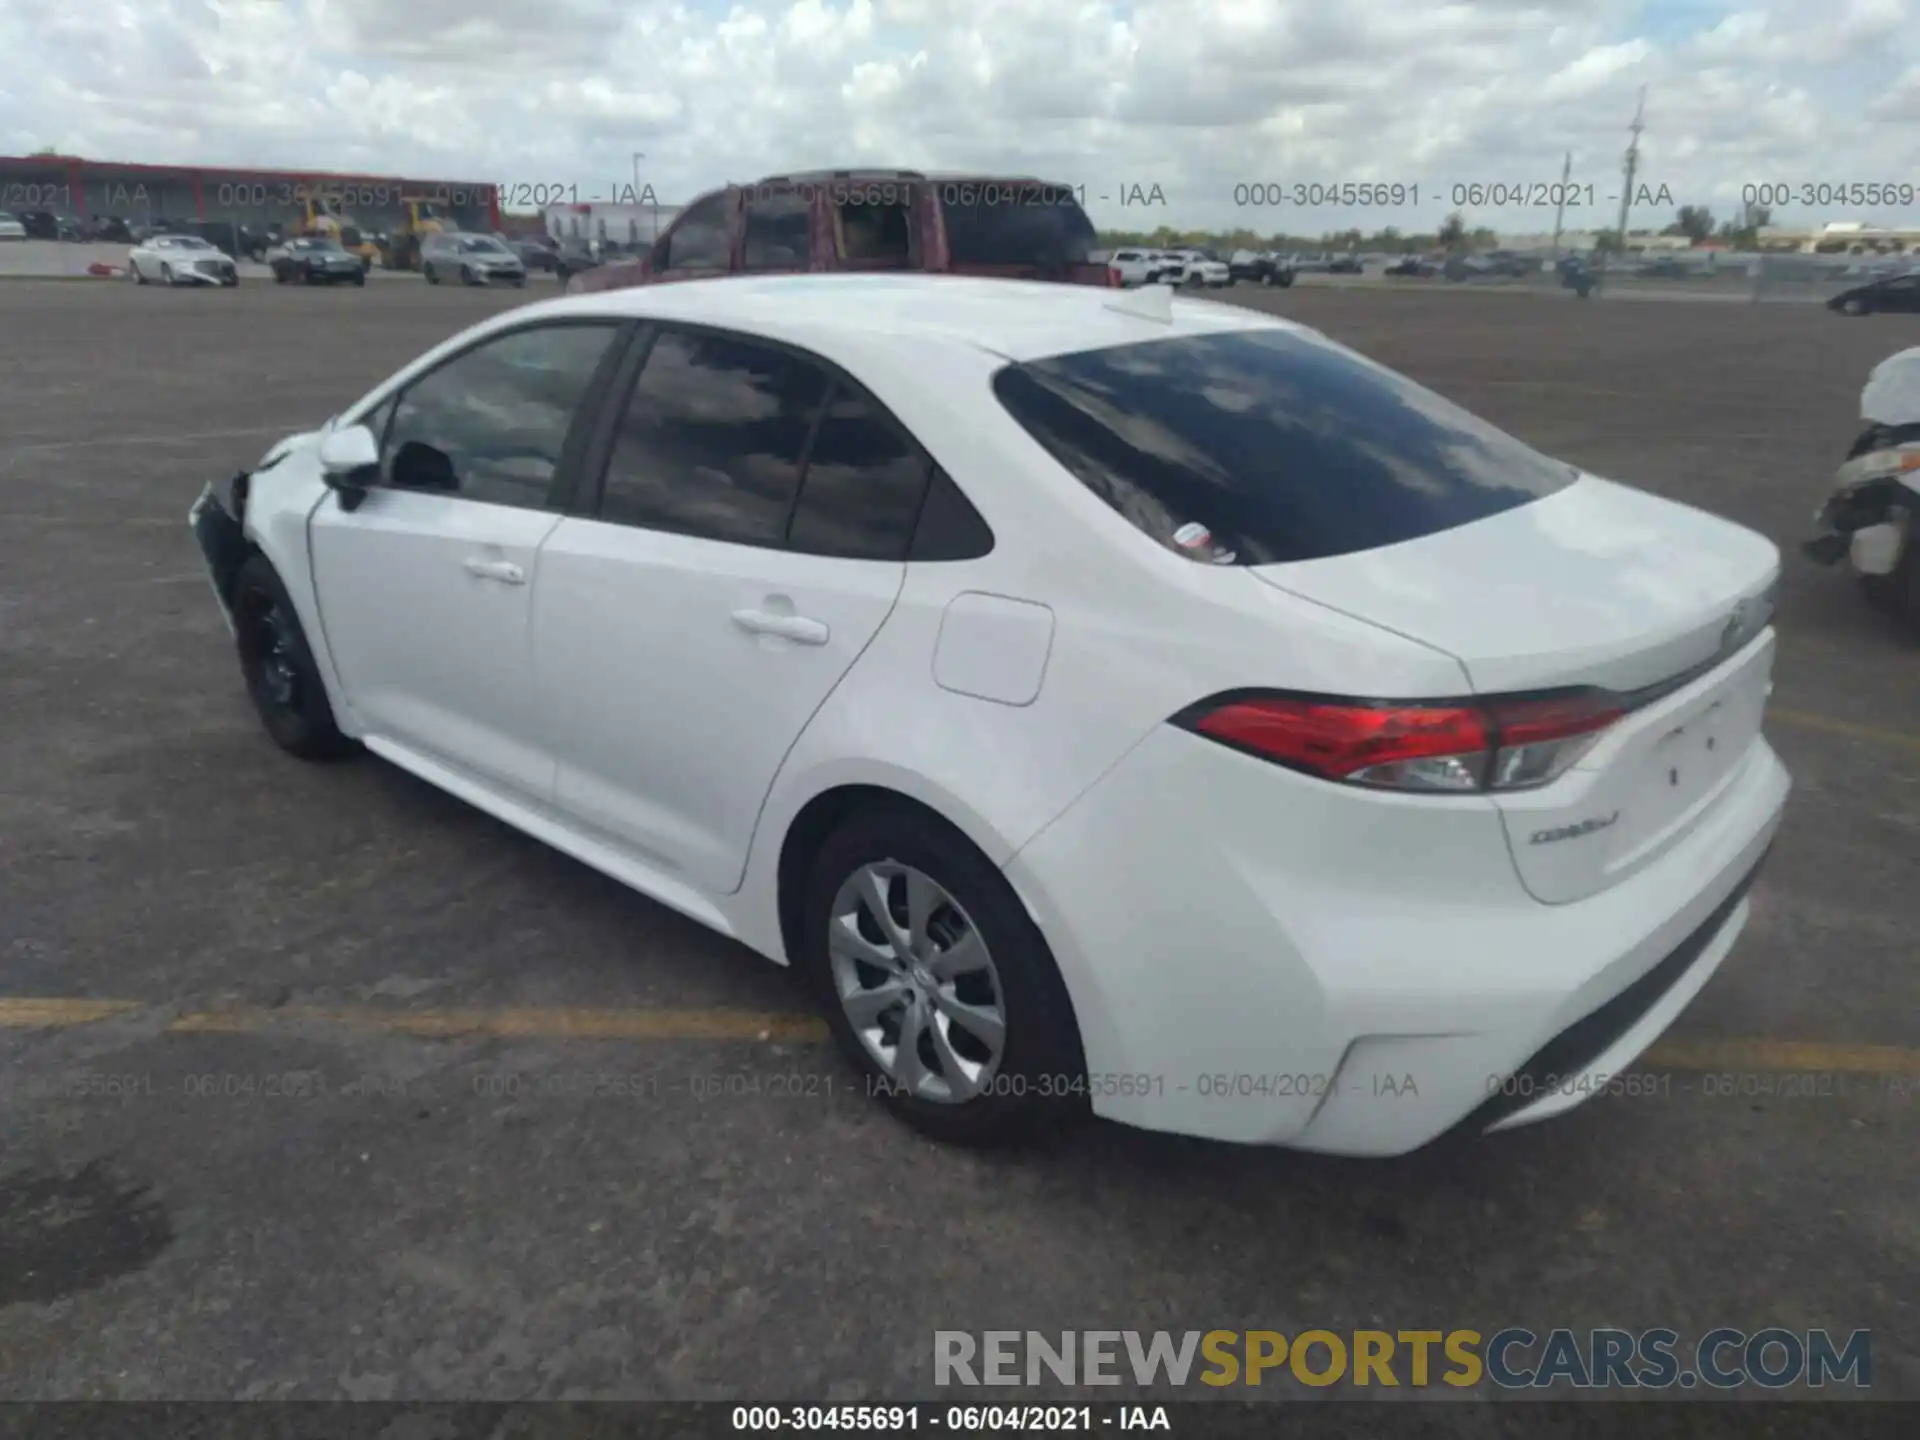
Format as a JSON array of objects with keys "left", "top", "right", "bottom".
[
  {"left": 1612, "top": 87, "right": 1646, "bottom": 260},
  {"left": 1550, "top": 150, "right": 1571, "bottom": 260}
]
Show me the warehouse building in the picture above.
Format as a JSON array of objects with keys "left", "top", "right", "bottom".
[{"left": 0, "top": 153, "right": 502, "bottom": 236}]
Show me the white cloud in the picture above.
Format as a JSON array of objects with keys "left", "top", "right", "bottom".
[{"left": 1, "top": 0, "right": 1916, "bottom": 233}]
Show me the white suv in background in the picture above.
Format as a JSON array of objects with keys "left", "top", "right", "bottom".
[
  {"left": 1107, "top": 249, "right": 1167, "bottom": 287},
  {"left": 1157, "top": 249, "right": 1231, "bottom": 288}
]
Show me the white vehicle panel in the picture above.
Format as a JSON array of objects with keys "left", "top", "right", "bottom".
[
  {"left": 531, "top": 519, "right": 906, "bottom": 896},
  {"left": 309, "top": 491, "right": 562, "bottom": 801}
]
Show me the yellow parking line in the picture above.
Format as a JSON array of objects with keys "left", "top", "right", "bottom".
[
  {"left": 4, "top": 999, "right": 1914, "bottom": 1077},
  {"left": 1643, "top": 1038, "right": 1917, "bottom": 1076},
  {"left": 166, "top": 1005, "right": 830, "bottom": 1041},
  {"left": 1770, "top": 708, "right": 1920, "bottom": 756},
  {"left": 0, "top": 998, "right": 144, "bottom": 1026}
]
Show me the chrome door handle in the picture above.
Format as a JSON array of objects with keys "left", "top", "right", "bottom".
[
  {"left": 463, "top": 557, "right": 526, "bottom": 585},
  {"left": 731, "top": 609, "right": 829, "bottom": 645}
]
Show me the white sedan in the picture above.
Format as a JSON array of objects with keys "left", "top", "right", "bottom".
[
  {"left": 188, "top": 274, "right": 1788, "bottom": 1155},
  {"left": 0, "top": 210, "right": 26, "bottom": 241},
  {"left": 129, "top": 234, "right": 239, "bottom": 286}
]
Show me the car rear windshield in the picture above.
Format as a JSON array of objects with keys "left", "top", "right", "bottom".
[
  {"left": 938, "top": 182, "right": 1097, "bottom": 267},
  {"left": 992, "top": 328, "right": 1577, "bottom": 565}
]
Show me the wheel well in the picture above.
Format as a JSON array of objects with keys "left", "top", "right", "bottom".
[{"left": 776, "top": 784, "right": 987, "bottom": 967}]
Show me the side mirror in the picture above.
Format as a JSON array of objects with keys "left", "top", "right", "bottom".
[{"left": 318, "top": 424, "right": 380, "bottom": 511}]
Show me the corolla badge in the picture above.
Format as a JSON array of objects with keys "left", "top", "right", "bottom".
[{"left": 1530, "top": 812, "right": 1620, "bottom": 845}]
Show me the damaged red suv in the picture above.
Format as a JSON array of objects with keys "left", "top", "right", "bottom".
[{"left": 569, "top": 169, "right": 1114, "bottom": 294}]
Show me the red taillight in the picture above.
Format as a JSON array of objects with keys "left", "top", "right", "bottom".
[{"left": 1177, "top": 690, "right": 1622, "bottom": 793}]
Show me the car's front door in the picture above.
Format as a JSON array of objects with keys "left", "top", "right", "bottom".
[
  {"left": 309, "top": 319, "right": 630, "bottom": 802},
  {"left": 532, "top": 324, "right": 933, "bottom": 895}
]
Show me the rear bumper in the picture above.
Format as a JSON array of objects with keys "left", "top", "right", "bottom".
[{"left": 1004, "top": 723, "right": 1790, "bottom": 1156}]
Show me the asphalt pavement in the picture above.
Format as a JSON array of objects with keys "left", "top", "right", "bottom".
[{"left": 0, "top": 279, "right": 1915, "bottom": 1410}]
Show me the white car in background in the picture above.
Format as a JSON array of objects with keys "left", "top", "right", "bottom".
[
  {"left": 128, "top": 234, "right": 239, "bottom": 287},
  {"left": 1107, "top": 249, "right": 1169, "bottom": 287},
  {"left": 0, "top": 211, "right": 26, "bottom": 241},
  {"left": 1156, "top": 249, "right": 1231, "bottom": 287},
  {"left": 187, "top": 273, "right": 1788, "bottom": 1156}
]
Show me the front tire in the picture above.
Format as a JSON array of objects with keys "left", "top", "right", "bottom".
[
  {"left": 160, "top": 263, "right": 173, "bottom": 285},
  {"left": 800, "top": 805, "right": 1088, "bottom": 1145},
  {"left": 1844, "top": 297, "right": 1869, "bottom": 316},
  {"left": 230, "top": 555, "right": 355, "bottom": 761}
]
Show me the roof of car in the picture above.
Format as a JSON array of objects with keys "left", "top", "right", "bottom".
[{"left": 548, "top": 272, "right": 1298, "bottom": 363}]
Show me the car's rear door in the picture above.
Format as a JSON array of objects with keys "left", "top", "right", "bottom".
[
  {"left": 531, "top": 323, "right": 931, "bottom": 897},
  {"left": 307, "top": 319, "right": 632, "bottom": 803}
]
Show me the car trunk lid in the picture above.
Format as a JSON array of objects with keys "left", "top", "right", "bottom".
[{"left": 1248, "top": 476, "right": 1781, "bottom": 902}]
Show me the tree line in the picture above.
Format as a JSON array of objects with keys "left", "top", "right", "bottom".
[{"left": 1096, "top": 203, "right": 1778, "bottom": 255}]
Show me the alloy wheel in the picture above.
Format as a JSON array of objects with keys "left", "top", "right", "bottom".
[
  {"left": 242, "top": 592, "right": 301, "bottom": 713},
  {"left": 828, "top": 861, "right": 1007, "bottom": 1104}
]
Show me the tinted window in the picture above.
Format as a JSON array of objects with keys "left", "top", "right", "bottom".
[
  {"left": 993, "top": 328, "right": 1577, "bottom": 565},
  {"left": 661, "top": 191, "right": 733, "bottom": 272},
  {"left": 743, "top": 189, "right": 812, "bottom": 269},
  {"left": 599, "top": 329, "right": 829, "bottom": 546},
  {"left": 381, "top": 323, "right": 622, "bottom": 510},
  {"left": 836, "top": 197, "right": 912, "bottom": 263},
  {"left": 787, "top": 387, "right": 931, "bottom": 560},
  {"left": 941, "top": 184, "right": 1097, "bottom": 267}
]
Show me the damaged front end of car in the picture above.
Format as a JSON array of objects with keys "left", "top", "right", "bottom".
[
  {"left": 1801, "top": 444, "right": 1920, "bottom": 572},
  {"left": 189, "top": 442, "right": 301, "bottom": 631}
]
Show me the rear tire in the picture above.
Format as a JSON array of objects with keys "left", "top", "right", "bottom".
[
  {"left": 424, "top": 263, "right": 439, "bottom": 284},
  {"left": 230, "top": 555, "right": 356, "bottom": 761},
  {"left": 800, "top": 804, "right": 1089, "bottom": 1146},
  {"left": 160, "top": 263, "right": 172, "bottom": 285}
]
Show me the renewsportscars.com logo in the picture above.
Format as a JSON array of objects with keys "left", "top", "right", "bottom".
[{"left": 934, "top": 1328, "right": 1872, "bottom": 1391}]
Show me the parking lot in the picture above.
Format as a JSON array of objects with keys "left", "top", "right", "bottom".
[{"left": 1, "top": 279, "right": 1915, "bottom": 1407}]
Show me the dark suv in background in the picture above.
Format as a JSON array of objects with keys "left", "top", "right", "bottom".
[{"left": 571, "top": 169, "right": 1112, "bottom": 294}]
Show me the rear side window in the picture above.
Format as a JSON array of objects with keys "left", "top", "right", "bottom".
[
  {"left": 992, "top": 328, "right": 1577, "bottom": 565},
  {"left": 743, "top": 188, "right": 812, "bottom": 269},
  {"left": 598, "top": 329, "right": 829, "bottom": 547},
  {"left": 940, "top": 184, "right": 1097, "bottom": 267},
  {"left": 787, "top": 387, "right": 930, "bottom": 561}
]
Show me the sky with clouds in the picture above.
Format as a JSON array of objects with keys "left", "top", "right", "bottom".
[{"left": 2, "top": 0, "right": 1917, "bottom": 235}]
